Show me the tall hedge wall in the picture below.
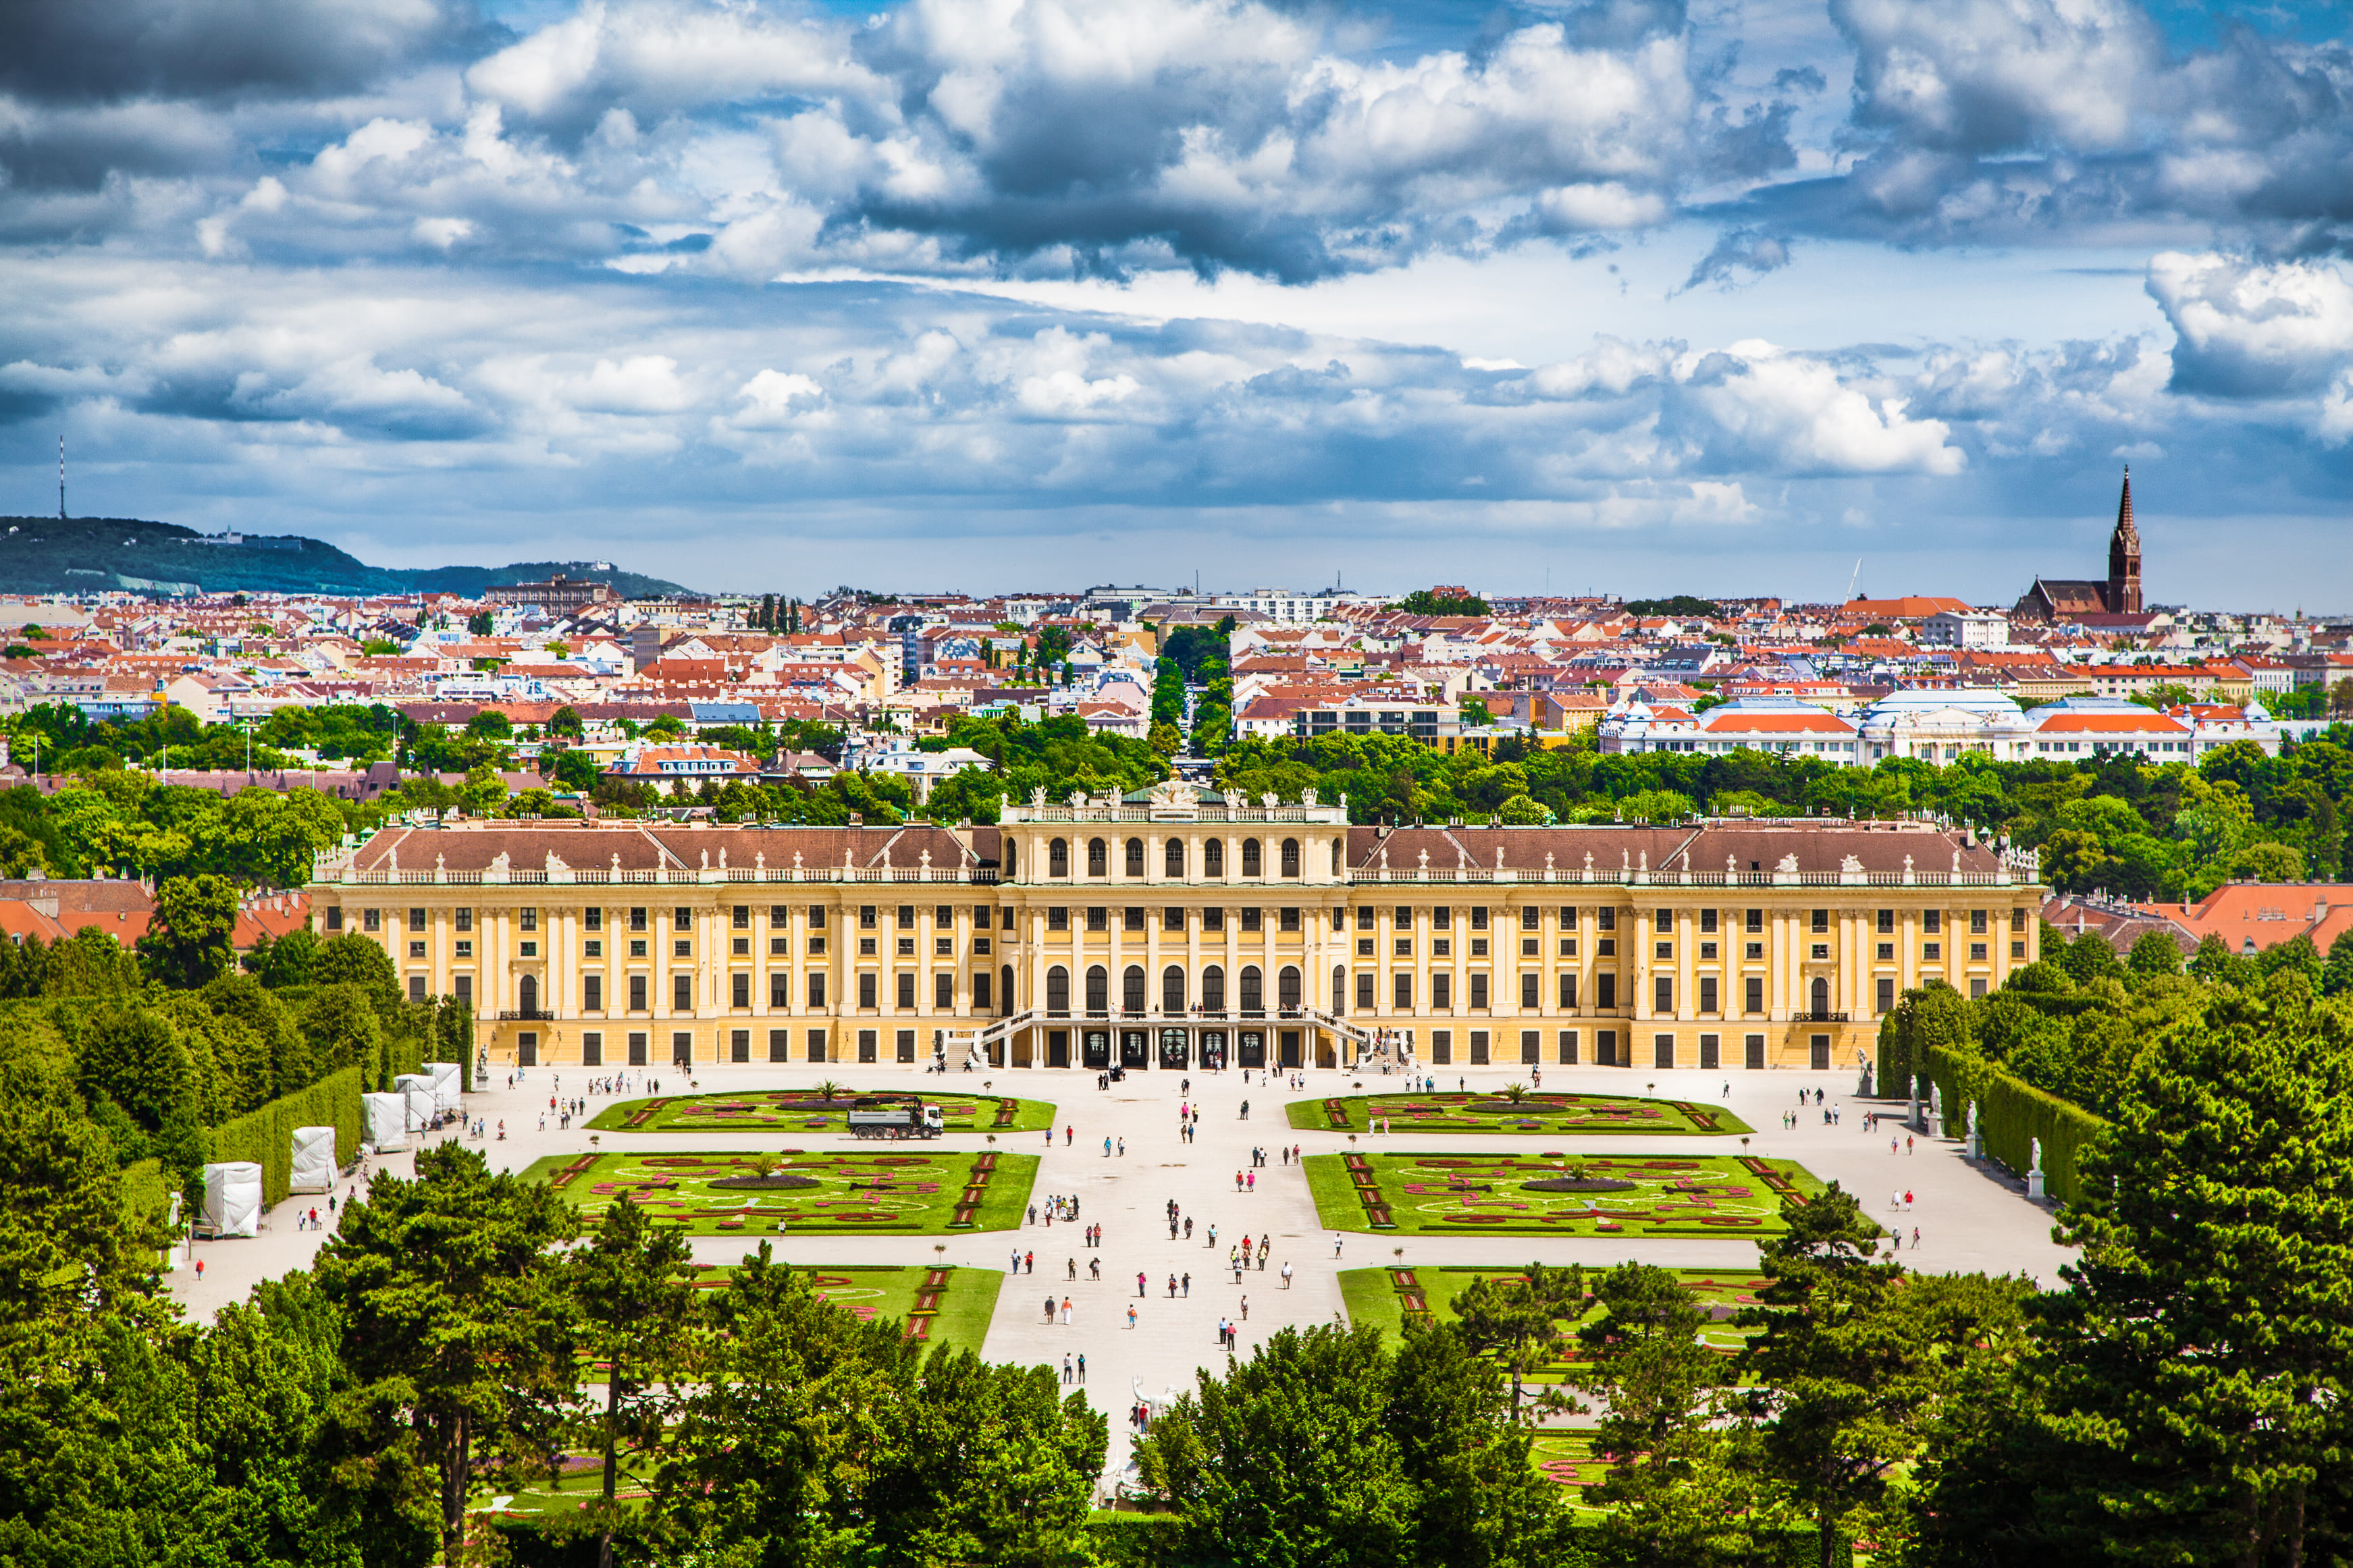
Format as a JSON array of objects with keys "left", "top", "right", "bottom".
[
  {"left": 120, "top": 1157, "right": 169, "bottom": 1227},
  {"left": 1924, "top": 1042, "right": 2105, "bottom": 1206},
  {"left": 201, "top": 1065, "right": 366, "bottom": 1207}
]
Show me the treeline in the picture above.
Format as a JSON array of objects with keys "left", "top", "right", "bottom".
[
  {"left": 1880, "top": 920, "right": 2353, "bottom": 1125},
  {"left": 1213, "top": 728, "right": 2353, "bottom": 900},
  {"left": 0, "top": 1152, "right": 1105, "bottom": 1568},
  {"left": 0, "top": 918, "right": 460, "bottom": 1206},
  {"left": 5, "top": 698, "right": 400, "bottom": 773},
  {"left": 0, "top": 774, "right": 350, "bottom": 884}
]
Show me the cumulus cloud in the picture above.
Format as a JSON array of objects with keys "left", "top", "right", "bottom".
[
  {"left": 0, "top": 0, "right": 483, "bottom": 105},
  {"left": 2147, "top": 250, "right": 2353, "bottom": 399},
  {"left": 0, "top": 0, "right": 2346, "bottom": 602},
  {"left": 1668, "top": 341, "right": 1965, "bottom": 475},
  {"left": 0, "top": 250, "right": 2184, "bottom": 510},
  {"left": 1797, "top": 0, "right": 2353, "bottom": 245},
  {"left": 0, "top": 0, "right": 1819, "bottom": 277}
]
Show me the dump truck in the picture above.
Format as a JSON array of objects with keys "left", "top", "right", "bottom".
[{"left": 847, "top": 1097, "right": 945, "bottom": 1139}]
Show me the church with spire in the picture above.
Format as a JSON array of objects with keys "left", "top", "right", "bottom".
[{"left": 2015, "top": 470, "right": 2144, "bottom": 622}]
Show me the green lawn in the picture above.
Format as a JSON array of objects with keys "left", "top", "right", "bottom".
[
  {"left": 589, "top": 1088, "right": 1056, "bottom": 1135},
  {"left": 525, "top": 1148, "right": 1040, "bottom": 1234},
  {"left": 1340, "top": 1264, "right": 1764, "bottom": 1361},
  {"left": 1304, "top": 1150, "right": 1824, "bottom": 1237},
  {"left": 685, "top": 1260, "right": 1003, "bottom": 1360},
  {"left": 1290, "top": 1090, "right": 1751, "bottom": 1136}
]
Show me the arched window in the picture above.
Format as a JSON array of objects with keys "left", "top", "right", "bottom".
[
  {"left": 1279, "top": 838, "right": 1300, "bottom": 877},
  {"left": 1049, "top": 838, "right": 1069, "bottom": 877},
  {"left": 1047, "top": 965, "right": 1069, "bottom": 1017},
  {"left": 1241, "top": 838, "right": 1262, "bottom": 877},
  {"left": 1086, "top": 965, "right": 1109, "bottom": 1015},
  {"left": 1087, "top": 838, "right": 1108, "bottom": 876},
  {"left": 1123, "top": 965, "right": 1146, "bottom": 1014},
  {"left": 1331, "top": 838, "right": 1344, "bottom": 875},
  {"left": 1240, "top": 965, "right": 1263, "bottom": 1015},
  {"left": 1125, "top": 838, "right": 1144, "bottom": 877},
  {"left": 1809, "top": 975, "right": 1830, "bottom": 1017},
  {"left": 1165, "top": 838, "right": 1186, "bottom": 878},
  {"left": 1003, "top": 840, "right": 1016, "bottom": 877},
  {"left": 1278, "top": 966, "right": 1302, "bottom": 1012},
  {"left": 1000, "top": 965, "right": 1015, "bottom": 1016},
  {"left": 1163, "top": 965, "right": 1186, "bottom": 1014},
  {"left": 1333, "top": 965, "right": 1346, "bottom": 1015},
  {"left": 1202, "top": 965, "right": 1225, "bottom": 1012},
  {"left": 518, "top": 973, "right": 538, "bottom": 1014},
  {"left": 1205, "top": 838, "right": 1225, "bottom": 877}
]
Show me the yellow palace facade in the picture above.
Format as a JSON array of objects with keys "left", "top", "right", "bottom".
[{"left": 311, "top": 782, "right": 2041, "bottom": 1076}]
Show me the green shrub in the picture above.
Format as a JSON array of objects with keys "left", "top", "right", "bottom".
[{"left": 1086, "top": 1514, "right": 1196, "bottom": 1567}]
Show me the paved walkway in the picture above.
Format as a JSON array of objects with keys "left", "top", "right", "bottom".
[{"left": 163, "top": 1062, "right": 2075, "bottom": 1491}]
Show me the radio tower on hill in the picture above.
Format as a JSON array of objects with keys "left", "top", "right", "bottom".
[{"left": 58, "top": 435, "right": 66, "bottom": 520}]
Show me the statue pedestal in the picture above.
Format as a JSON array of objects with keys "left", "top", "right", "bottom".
[
  {"left": 2027, "top": 1170, "right": 2046, "bottom": 1199},
  {"left": 1967, "top": 1130, "right": 1982, "bottom": 1159}
]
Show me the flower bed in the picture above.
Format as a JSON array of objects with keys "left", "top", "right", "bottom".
[
  {"left": 589, "top": 1090, "right": 1055, "bottom": 1135},
  {"left": 1306, "top": 1152, "right": 1820, "bottom": 1237},
  {"left": 1292, "top": 1090, "right": 1751, "bottom": 1137},
  {"left": 525, "top": 1148, "right": 1037, "bottom": 1234}
]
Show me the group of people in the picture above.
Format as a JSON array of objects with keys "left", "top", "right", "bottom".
[
  {"left": 1030, "top": 1193, "right": 1083, "bottom": 1227},
  {"left": 1774, "top": 1089, "right": 1830, "bottom": 1129}
]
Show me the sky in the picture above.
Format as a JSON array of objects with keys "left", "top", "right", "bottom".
[{"left": 1, "top": 0, "right": 2348, "bottom": 607}]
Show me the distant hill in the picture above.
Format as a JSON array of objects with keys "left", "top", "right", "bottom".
[{"left": 0, "top": 516, "right": 697, "bottom": 599}]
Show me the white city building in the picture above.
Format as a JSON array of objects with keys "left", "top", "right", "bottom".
[{"left": 1920, "top": 611, "right": 2011, "bottom": 648}]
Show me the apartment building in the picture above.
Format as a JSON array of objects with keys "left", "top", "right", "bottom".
[{"left": 310, "top": 789, "right": 2041, "bottom": 1077}]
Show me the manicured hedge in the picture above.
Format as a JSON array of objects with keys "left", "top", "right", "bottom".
[
  {"left": 201, "top": 1065, "right": 366, "bottom": 1207},
  {"left": 120, "top": 1157, "right": 169, "bottom": 1226},
  {"left": 1925, "top": 1042, "right": 2105, "bottom": 1206}
]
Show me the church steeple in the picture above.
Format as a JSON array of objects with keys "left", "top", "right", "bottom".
[{"left": 2107, "top": 466, "right": 2142, "bottom": 614}]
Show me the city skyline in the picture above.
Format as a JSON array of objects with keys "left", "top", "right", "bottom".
[{"left": 1, "top": 0, "right": 2348, "bottom": 605}]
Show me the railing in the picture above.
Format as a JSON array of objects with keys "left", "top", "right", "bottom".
[
  {"left": 317, "top": 851, "right": 2025, "bottom": 892},
  {"left": 323, "top": 864, "right": 995, "bottom": 886},
  {"left": 1789, "top": 1011, "right": 1852, "bottom": 1023},
  {"left": 496, "top": 1008, "right": 556, "bottom": 1021},
  {"left": 1300, "top": 1006, "right": 1373, "bottom": 1046},
  {"left": 1347, "top": 866, "right": 2018, "bottom": 887}
]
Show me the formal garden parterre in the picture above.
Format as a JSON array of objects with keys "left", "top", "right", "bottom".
[
  {"left": 587, "top": 1087, "right": 1055, "bottom": 1134},
  {"left": 1305, "top": 1150, "right": 1824, "bottom": 1235},
  {"left": 525, "top": 1148, "right": 1039, "bottom": 1233},
  {"left": 1340, "top": 1264, "right": 1764, "bottom": 1361},
  {"left": 1290, "top": 1089, "right": 1751, "bottom": 1137}
]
